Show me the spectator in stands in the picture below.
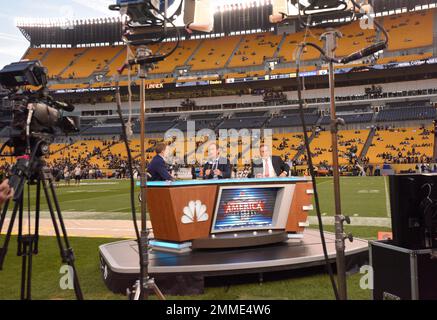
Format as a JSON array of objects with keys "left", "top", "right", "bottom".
[
  {"left": 374, "top": 165, "right": 381, "bottom": 176},
  {"left": 368, "top": 164, "right": 374, "bottom": 176},
  {"left": 203, "top": 143, "right": 231, "bottom": 180},
  {"left": 147, "top": 143, "right": 174, "bottom": 182},
  {"left": 250, "top": 144, "right": 290, "bottom": 178}
]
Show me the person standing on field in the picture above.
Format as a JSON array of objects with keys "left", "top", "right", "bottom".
[
  {"left": 74, "top": 165, "right": 82, "bottom": 186},
  {"left": 64, "top": 167, "right": 71, "bottom": 186}
]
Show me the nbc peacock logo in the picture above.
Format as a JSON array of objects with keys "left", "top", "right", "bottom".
[{"left": 181, "top": 200, "right": 209, "bottom": 224}]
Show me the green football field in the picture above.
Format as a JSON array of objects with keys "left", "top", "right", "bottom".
[
  {"left": 0, "top": 177, "right": 391, "bottom": 300},
  {"left": 0, "top": 225, "right": 389, "bottom": 300},
  {"left": 315, "top": 176, "right": 390, "bottom": 218},
  {"left": 21, "top": 176, "right": 390, "bottom": 220}
]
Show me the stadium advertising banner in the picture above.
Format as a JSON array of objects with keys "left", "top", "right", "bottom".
[
  {"left": 175, "top": 79, "right": 224, "bottom": 88},
  {"left": 224, "top": 57, "right": 437, "bottom": 84},
  {"left": 51, "top": 56, "right": 437, "bottom": 93},
  {"left": 145, "top": 83, "right": 164, "bottom": 89},
  {"left": 212, "top": 187, "right": 280, "bottom": 233}
]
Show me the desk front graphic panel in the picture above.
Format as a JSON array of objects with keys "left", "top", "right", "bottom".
[{"left": 147, "top": 178, "right": 313, "bottom": 243}]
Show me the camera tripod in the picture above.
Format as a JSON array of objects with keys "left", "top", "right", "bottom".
[{"left": 0, "top": 140, "right": 83, "bottom": 300}]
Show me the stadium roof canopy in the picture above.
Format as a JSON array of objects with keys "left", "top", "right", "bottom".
[
  {"left": 17, "top": 0, "right": 437, "bottom": 47},
  {"left": 371, "top": 0, "right": 434, "bottom": 11}
]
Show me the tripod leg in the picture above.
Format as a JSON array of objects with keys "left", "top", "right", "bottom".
[
  {"left": 25, "top": 237, "right": 34, "bottom": 300},
  {"left": 41, "top": 176, "right": 84, "bottom": 300},
  {"left": 20, "top": 238, "right": 28, "bottom": 300},
  {"left": 33, "top": 180, "right": 41, "bottom": 254},
  {"left": 19, "top": 235, "right": 35, "bottom": 300},
  {"left": 0, "top": 196, "right": 23, "bottom": 269},
  {"left": 0, "top": 198, "right": 10, "bottom": 233},
  {"left": 17, "top": 196, "right": 24, "bottom": 256},
  {"left": 151, "top": 282, "right": 166, "bottom": 301}
]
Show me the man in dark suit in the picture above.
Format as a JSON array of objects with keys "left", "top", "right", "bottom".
[
  {"left": 250, "top": 144, "right": 289, "bottom": 178},
  {"left": 147, "top": 143, "right": 174, "bottom": 181},
  {"left": 203, "top": 143, "right": 231, "bottom": 180}
]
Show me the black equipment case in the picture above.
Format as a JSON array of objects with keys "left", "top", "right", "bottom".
[{"left": 370, "top": 240, "right": 437, "bottom": 300}]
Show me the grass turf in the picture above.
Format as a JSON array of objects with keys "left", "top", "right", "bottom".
[
  {"left": 19, "top": 176, "right": 390, "bottom": 220},
  {"left": 0, "top": 177, "right": 392, "bottom": 299},
  {"left": 314, "top": 176, "right": 389, "bottom": 218},
  {"left": 24, "top": 180, "right": 139, "bottom": 220},
  {"left": 0, "top": 226, "right": 390, "bottom": 300}
]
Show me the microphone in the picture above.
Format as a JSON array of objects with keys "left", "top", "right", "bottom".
[
  {"left": 52, "top": 101, "right": 75, "bottom": 112},
  {"left": 117, "top": 63, "right": 128, "bottom": 75},
  {"left": 117, "top": 54, "right": 167, "bottom": 75},
  {"left": 340, "top": 41, "right": 387, "bottom": 64},
  {"left": 128, "top": 55, "right": 166, "bottom": 66},
  {"left": 46, "top": 95, "right": 75, "bottom": 112}
]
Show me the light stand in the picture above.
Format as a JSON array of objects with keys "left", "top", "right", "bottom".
[
  {"left": 110, "top": 0, "right": 179, "bottom": 299},
  {"left": 321, "top": 29, "right": 353, "bottom": 300},
  {"left": 129, "top": 59, "right": 165, "bottom": 301}
]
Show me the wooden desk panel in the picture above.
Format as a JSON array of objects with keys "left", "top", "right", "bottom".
[
  {"left": 147, "top": 185, "right": 218, "bottom": 242},
  {"left": 286, "top": 182, "right": 313, "bottom": 233},
  {"left": 147, "top": 179, "right": 313, "bottom": 243}
]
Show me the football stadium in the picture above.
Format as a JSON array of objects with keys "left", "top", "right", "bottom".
[{"left": 0, "top": 0, "right": 437, "bottom": 306}]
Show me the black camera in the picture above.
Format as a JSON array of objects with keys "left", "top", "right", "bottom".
[
  {"left": 308, "top": 0, "right": 346, "bottom": 9},
  {"left": 0, "top": 60, "right": 48, "bottom": 88},
  {"left": 0, "top": 60, "right": 79, "bottom": 157},
  {"left": 109, "top": 0, "right": 176, "bottom": 25}
]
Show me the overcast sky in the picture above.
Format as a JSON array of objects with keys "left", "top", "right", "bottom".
[{"left": 0, "top": 0, "right": 118, "bottom": 68}]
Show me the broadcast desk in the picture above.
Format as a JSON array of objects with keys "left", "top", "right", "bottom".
[
  {"left": 100, "top": 177, "right": 370, "bottom": 295},
  {"left": 146, "top": 177, "right": 313, "bottom": 250}
]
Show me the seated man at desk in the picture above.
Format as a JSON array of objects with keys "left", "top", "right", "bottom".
[
  {"left": 147, "top": 142, "right": 175, "bottom": 181},
  {"left": 203, "top": 143, "right": 231, "bottom": 180},
  {"left": 250, "top": 144, "right": 290, "bottom": 178}
]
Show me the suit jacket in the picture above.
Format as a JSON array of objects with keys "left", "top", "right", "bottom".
[
  {"left": 147, "top": 155, "right": 174, "bottom": 181},
  {"left": 250, "top": 156, "right": 290, "bottom": 178},
  {"left": 203, "top": 157, "right": 231, "bottom": 179}
]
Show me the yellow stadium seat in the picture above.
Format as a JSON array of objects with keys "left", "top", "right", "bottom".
[
  {"left": 150, "top": 40, "right": 199, "bottom": 74},
  {"left": 367, "top": 126, "right": 434, "bottom": 164},
  {"left": 41, "top": 48, "right": 87, "bottom": 77},
  {"left": 228, "top": 33, "right": 283, "bottom": 68},
  {"left": 61, "top": 46, "right": 124, "bottom": 78},
  {"left": 190, "top": 36, "right": 242, "bottom": 71},
  {"left": 309, "top": 130, "right": 370, "bottom": 165},
  {"left": 382, "top": 10, "right": 434, "bottom": 51},
  {"left": 22, "top": 48, "right": 49, "bottom": 61}
]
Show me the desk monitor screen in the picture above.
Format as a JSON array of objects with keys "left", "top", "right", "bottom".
[{"left": 212, "top": 187, "right": 281, "bottom": 233}]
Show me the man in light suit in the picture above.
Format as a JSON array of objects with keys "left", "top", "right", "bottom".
[
  {"left": 203, "top": 143, "right": 231, "bottom": 180},
  {"left": 250, "top": 144, "right": 290, "bottom": 178}
]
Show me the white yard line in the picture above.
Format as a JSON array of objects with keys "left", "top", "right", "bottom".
[
  {"left": 57, "top": 182, "right": 120, "bottom": 187},
  {"left": 308, "top": 216, "right": 391, "bottom": 227},
  {"left": 107, "top": 207, "right": 132, "bottom": 212},
  {"left": 316, "top": 180, "right": 333, "bottom": 186},
  {"left": 1, "top": 218, "right": 148, "bottom": 238}
]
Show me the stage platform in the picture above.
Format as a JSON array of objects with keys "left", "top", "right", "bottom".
[{"left": 99, "top": 229, "right": 369, "bottom": 295}]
